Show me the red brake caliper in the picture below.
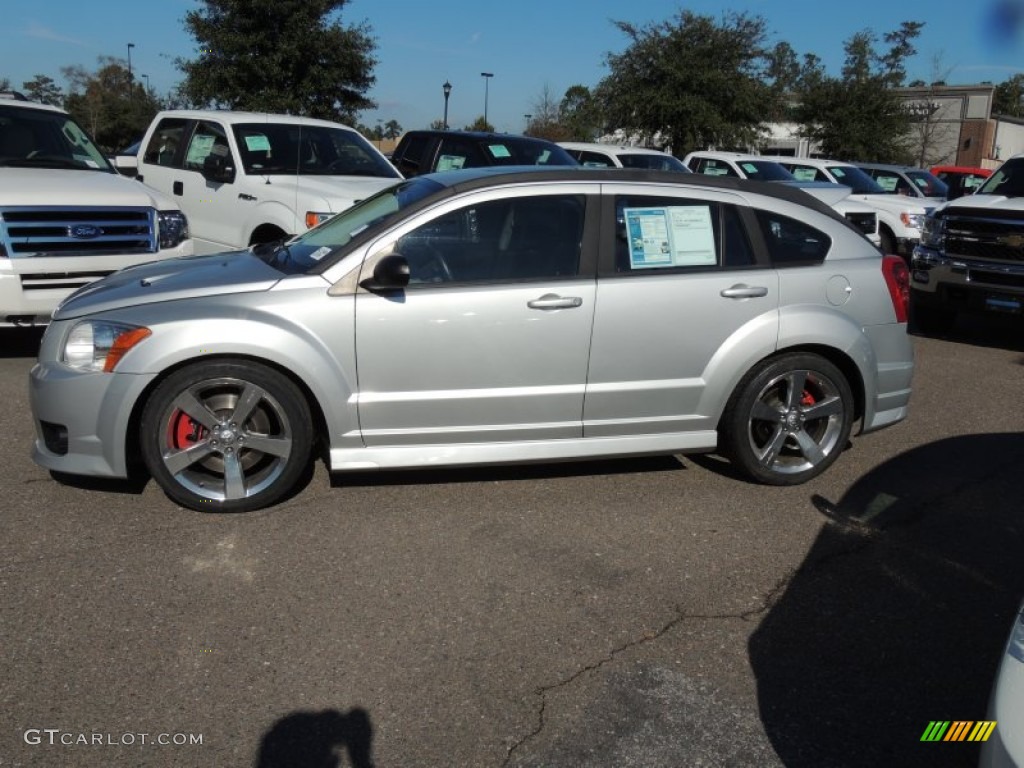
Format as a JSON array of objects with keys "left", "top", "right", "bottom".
[
  {"left": 800, "top": 390, "right": 816, "bottom": 407},
  {"left": 170, "top": 410, "right": 207, "bottom": 449}
]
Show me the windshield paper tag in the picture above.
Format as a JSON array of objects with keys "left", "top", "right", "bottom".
[
  {"left": 309, "top": 246, "right": 333, "bottom": 262},
  {"left": 244, "top": 135, "right": 272, "bottom": 152}
]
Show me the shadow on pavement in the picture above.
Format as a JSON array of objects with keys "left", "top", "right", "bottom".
[
  {"left": 911, "top": 310, "right": 1024, "bottom": 356},
  {"left": 255, "top": 708, "right": 375, "bottom": 768},
  {"left": 750, "top": 433, "right": 1024, "bottom": 767},
  {"left": 0, "top": 327, "right": 45, "bottom": 359}
]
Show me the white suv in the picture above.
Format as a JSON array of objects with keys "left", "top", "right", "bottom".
[
  {"left": 0, "top": 95, "right": 191, "bottom": 326},
  {"left": 684, "top": 152, "right": 881, "bottom": 246},
  {"left": 132, "top": 110, "right": 403, "bottom": 255},
  {"left": 560, "top": 142, "right": 690, "bottom": 172},
  {"left": 763, "top": 156, "right": 930, "bottom": 258}
]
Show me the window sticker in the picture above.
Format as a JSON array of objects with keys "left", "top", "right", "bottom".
[
  {"left": 186, "top": 135, "right": 215, "bottom": 165},
  {"left": 244, "top": 134, "right": 272, "bottom": 152},
  {"left": 623, "top": 206, "right": 717, "bottom": 269},
  {"left": 741, "top": 163, "right": 759, "bottom": 174},
  {"left": 875, "top": 176, "right": 898, "bottom": 192},
  {"left": 436, "top": 154, "right": 466, "bottom": 171},
  {"left": 487, "top": 144, "right": 513, "bottom": 159},
  {"left": 791, "top": 168, "right": 817, "bottom": 182}
]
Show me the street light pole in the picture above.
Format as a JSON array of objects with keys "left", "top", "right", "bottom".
[
  {"left": 480, "top": 72, "right": 493, "bottom": 129},
  {"left": 523, "top": 114, "right": 532, "bottom": 134},
  {"left": 442, "top": 80, "right": 452, "bottom": 130},
  {"left": 142, "top": 74, "right": 150, "bottom": 94},
  {"left": 127, "top": 43, "right": 135, "bottom": 81}
]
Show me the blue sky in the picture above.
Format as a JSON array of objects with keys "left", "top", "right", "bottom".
[{"left": 3, "top": 0, "right": 1024, "bottom": 133}]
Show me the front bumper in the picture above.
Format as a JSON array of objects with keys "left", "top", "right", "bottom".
[
  {"left": 29, "top": 351, "right": 156, "bottom": 479},
  {"left": 911, "top": 246, "right": 1024, "bottom": 314}
]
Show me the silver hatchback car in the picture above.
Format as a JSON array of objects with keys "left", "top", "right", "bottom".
[{"left": 29, "top": 168, "right": 914, "bottom": 512}]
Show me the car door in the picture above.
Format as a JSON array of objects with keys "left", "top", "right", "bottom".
[
  {"left": 354, "top": 184, "right": 598, "bottom": 446},
  {"left": 584, "top": 185, "right": 780, "bottom": 437}
]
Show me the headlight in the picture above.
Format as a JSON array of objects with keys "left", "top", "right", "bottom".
[
  {"left": 62, "top": 321, "right": 151, "bottom": 372},
  {"left": 305, "top": 211, "right": 335, "bottom": 229},
  {"left": 900, "top": 212, "right": 926, "bottom": 231},
  {"left": 919, "top": 215, "right": 945, "bottom": 248},
  {"left": 157, "top": 210, "right": 190, "bottom": 249}
]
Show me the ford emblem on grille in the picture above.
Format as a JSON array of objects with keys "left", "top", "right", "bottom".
[{"left": 69, "top": 224, "right": 102, "bottom": 239}]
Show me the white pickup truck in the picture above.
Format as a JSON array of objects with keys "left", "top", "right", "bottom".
[
  {"left": 126, "top": 110, "right": 403, "bottom": 255},
  {"left": 0, "top": 94, "right": 192, "bottom": 326}
]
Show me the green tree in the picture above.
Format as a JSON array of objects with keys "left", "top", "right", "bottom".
[
  {"left": 178, "top": 0, "right": 376, "bottom": 124},
  {"left": 61, "top": 57, "right": 160, "bottom": 152},
  {"left": 22, "top": 74, "right": 63, "bottom": 106},
  {"left": 464, "top": 116, "right": 493, "bottom": 132},
  {"left": 382, "top": 119, "right": 402, "bottom": 141},
  {"left": 596, "top": 11, "right": 780, "bottom": 154},
  {"left": 994, "top": 73, "right": 1024, "bottom": 117},
  {"left": 794, "top": 22, "right": 924, "bottom": 162},
  {"left": 527, "top": 83, "right": 570, "bottom": 141},
  {"left": 558, "top": 85, "right": 602, "bottom": 141}
]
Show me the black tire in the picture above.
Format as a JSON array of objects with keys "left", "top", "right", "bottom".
[
  {"left": 140, "top": 361, "right": 313, "bottom": 512},
  {"left": 909, "top": 299, "right": 956, "bottom": 335},
  {"left": 721, "top": 353, "right": 854, "bottom": 485},
  {"left": 879, "top": 228, "right": 897, "bottom": 257}
]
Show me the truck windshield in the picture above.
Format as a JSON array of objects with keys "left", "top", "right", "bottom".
[
  {"left": 826, "top": 165, "right": 885, "bottom": 194},
  {"left": 0, "top": 105, "right": 114, "bottom": 172},
  {"left": 977, "top": 159, "right": 1024, "bottom": 197},
  {"left": 231, "top": 122, "right": 401, "bottom": 179}
]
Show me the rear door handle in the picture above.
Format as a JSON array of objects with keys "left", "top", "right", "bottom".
[
  {"left": 720, "top": 284, "right": 768, "bottom": 299},
  {"left": 528, "top": 294, "right": 583, "bottom": 310}
]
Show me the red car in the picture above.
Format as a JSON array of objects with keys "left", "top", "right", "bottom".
[{"left": 930, "top": 165, "right": 992, "bottom": 199}]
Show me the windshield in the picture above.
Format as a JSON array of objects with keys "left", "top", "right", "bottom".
[
  {"left": 0, "top": 105, "right": 114, "bottom": 172},
  {"left": 231, "top": 122, "right": 400, "bottom": 178},
  {"left": 737, "top": 160, "right": 794, "bottom": 181},
  {"left": 254, "top": 177, "right": 444, "bottom": 274},
  {"left": 825, "top": 165, "right": 885, "bottom": 194},
  {"left": 905, "top": 170, "right": 948, "bottom": 198},
  {"left": 618, "top": 153, "right": 689, "bottom": 172},
  {"left": 977, "top": 158, "right": 1024, "bottom": 197}
]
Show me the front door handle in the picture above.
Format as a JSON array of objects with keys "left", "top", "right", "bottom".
[
  {"left": 720, "top": 284, "right": 768, "bottom": 299},
  {"left": 527, "top": 294, "right": 583, "bottom": 310}
]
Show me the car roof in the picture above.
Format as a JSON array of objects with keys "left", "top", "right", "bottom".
[
  {"left": 560, "top": 142, "right": 671, "bottom": 156},
  {"left": 403, "top": 130, "right": 560, "bottom": 144},
  {"left": 930, "top": 165, "right": 992, "bottom": 175},
  {"left": 762, "top": 156, "right": 854, "bottom": 168},
  {"left": 153, "top": 109, "right": 360, "bottom": 131},
  {"left": 854, "top": 162, "right": 925, "bottom": 172},
  {"left": 0, "top": 95, "right": 65, "bottom": 115}
]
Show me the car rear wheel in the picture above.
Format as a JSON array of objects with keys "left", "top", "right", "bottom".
[
  {"left": 721, "top": 353, "right": 853, "bottom": 485},
  {"left": 141, "top": 361, "right": 313, "bottom": 512}
]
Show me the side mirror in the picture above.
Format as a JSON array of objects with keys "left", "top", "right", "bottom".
[
  {"left": 201, "top": 151, "right": 235, "bottom": 184},
  {"left": 360, "top": 254, "right": 410, "bottom": 291}
]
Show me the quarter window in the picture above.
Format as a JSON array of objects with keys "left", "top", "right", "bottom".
[{"left": 755, "top": 209, "right": 831, "bottom": 266}]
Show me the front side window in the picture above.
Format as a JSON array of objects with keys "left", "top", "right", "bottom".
[
  {"left": 142, "top": 118, "right": 188, "bottom": 167},
  {"left": 694, "top": 158, "right": 739, "bottom": 177},
  {"left": 826, "top": 165, "right": 884, "bottom": 194},
  {"left": 184, "top": 120, "right": 231, "bottom": 173},
  {"left": 785, "top": 164, "right": 830, "bottom": 183},
  {"left": 738, "top": 161, "right": 793, "bottom": 181},
  {"left": 393, "top": 194, "right": 585, "bottom": 285},
  {"left": 906, "top": 170, "right": 948, "bottom": 197},
  {"left": 619, "top": 154, "right": 689, "bottom": 172},
  {"left": 577, "top": 150, "right": 615, "bottom": 168},
  {"left": 611, "top": 195, "right": 754, "bottom": 273}
]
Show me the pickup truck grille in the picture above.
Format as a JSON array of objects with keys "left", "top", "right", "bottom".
[
  {"left": 944, "top": 213, "right": 1024, "bottom": 263},
  {"left": 845, "top": 211, "right": 876, "bottom": 236},
  {"left": 0, "top": 207, "right": 156, "bottom": 258}
]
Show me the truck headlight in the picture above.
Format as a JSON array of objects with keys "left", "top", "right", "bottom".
[
  {"left": 157, "top": 211, "right": 190, "bottom": 249},
  {"left": 919, "top": 215, "right": 945, "bottom": 248},
  {"left": 900, "top": 212, "right": 926, "bottom": 231},
  {"left": 63, "top": 321, "right": 151, "bottom": 372},
  {"left": 305, "top": 211, "right": 335, "bottom": 229}
]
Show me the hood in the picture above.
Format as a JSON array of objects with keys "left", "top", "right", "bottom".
[
  {"left": 0, "top": 168, "right": 179, "bottom": 210},
  {"left": 935, "top": 194, "right": 1024, "bottom": 214},
  {"left": 53, "top": 250, "right": 282, "bottom": 320},
  {"left": 250, "top": 174, "right": 400, "bottom": 211},
  {"left": 852, "top": 193, "right": 927, "bottom": 215}
]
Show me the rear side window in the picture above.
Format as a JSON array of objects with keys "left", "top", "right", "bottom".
[
  {"left": 143, "top": 118, "right": 188, "bottom": 167},
  {"left": 394, "top": 133, "right": 431, "bottom": 176},
  {"left": 577, "top": 150, "right": 615, "bottom": 168},
  {"left": 610, "top": 195, "right": 755, "bottom": 273},
  {"left": 755, "top": 209, "right": 831, "bottom": 266}
]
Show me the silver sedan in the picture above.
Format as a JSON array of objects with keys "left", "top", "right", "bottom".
[{"left": 29, "top": 168, "right": 914, "bottom": 512}]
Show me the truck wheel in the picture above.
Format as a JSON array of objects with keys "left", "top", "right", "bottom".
[
  {"left": 140, "top": 361, "right": 313, "bottom": 512},
  {"left": 721, "top": 353, "right": 853, "bottom": 485},
  {"left": 879, "top": 229, "right": 897, "bottom": 256}
]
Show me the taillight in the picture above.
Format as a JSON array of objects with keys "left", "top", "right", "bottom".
[{"left": 881, "top": 255, "right": 909, "bottom": 323}]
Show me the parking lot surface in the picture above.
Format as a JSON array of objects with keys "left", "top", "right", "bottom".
[{"left": 2, "top": 317, "right": 1022, "bottom": 767}]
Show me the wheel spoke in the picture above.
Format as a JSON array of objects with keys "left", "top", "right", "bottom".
[
  {"left": 230, "top": 383, "right": 265, "bottom": 426},
  {"left": 751, "top": 400, "right": 784, "bottom": 423},
  {"left": 793, "top": 428, "right": 827, "bottom": 466},
  {"left": 242, "top": 434, "right": 292, "bottom": 459},
  {"left": 171, "top": 390, "right": 221, "bottom": 430},
  {"left": 162, "top": 441, "right": 216, "bottom": 476},
  {"left": 784, "top": 371, "right": 808, "bottom": 409},
  {"left": 223, "top": 452, "right": 247, "bottom": 500},
  {"left": 756, "top": 426, "right": 788, "bottom": 468},
  {"left": 802, "top": 395, "right": 843, "bottom": 421}
]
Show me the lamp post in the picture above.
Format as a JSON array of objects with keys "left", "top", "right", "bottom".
[
  {"left": 442, "top": 80, "right": 452, "bottom": 130},
  {"left": 126, "top": 43, "right": 135, "bottom": 80},
  {"left": 141, "top": 74, "right": 150, "bottom": 94},
  {"left": 480, "top": 72, "right": 493, "bottom": 129},
  {"left": 523, "top": 114, "right": 532, "bottom": 134}
]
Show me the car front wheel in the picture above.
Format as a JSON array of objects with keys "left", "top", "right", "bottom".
[
  {"left": 141, "top": 361, "right": 313, "bottom": 512},
  {"left": 721, "top": 353, "right": 853, "bottom": 485}
]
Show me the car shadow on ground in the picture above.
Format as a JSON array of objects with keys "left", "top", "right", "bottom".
[
  {"left": 910, "top": 310, "right": 1024, "bottom": 355},
  {"left": 750, "top": 432, "right": 1024, "bottom": 767},
  {"left": 0, "top": 327, "right": 45, "bottom": 359},
  {"left": 254, "top": 708, "right": 375, "bottom": 768}
]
